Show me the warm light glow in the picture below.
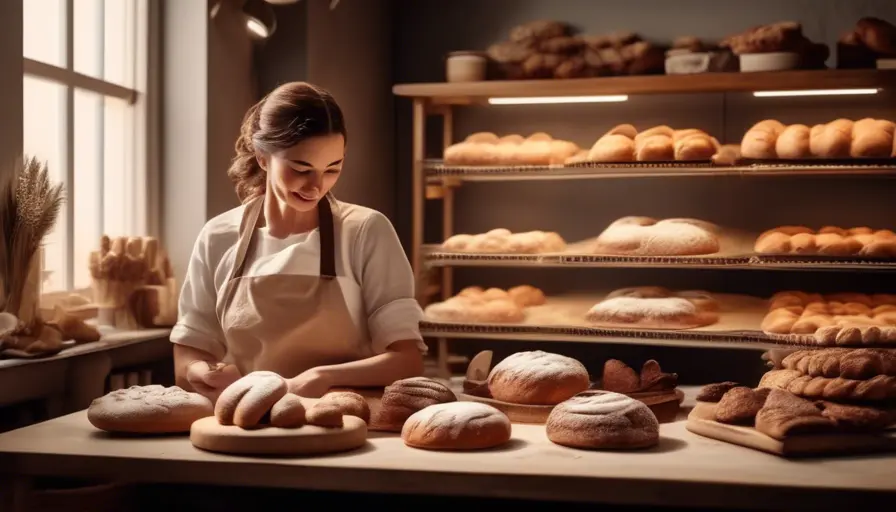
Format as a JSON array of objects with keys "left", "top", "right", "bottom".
[
  {"left": 487, "top": 95, "right": 629, "bottom": 105},
  {"left": 246, "top": 18, "right": 269, "bottom": 38},
  {"left": 753, "top": 88, "right": 880, "bottom": 98}
]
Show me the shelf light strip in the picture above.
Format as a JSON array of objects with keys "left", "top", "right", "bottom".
[
  {"left": 487, "top": 95, "right": 629, "bottom": 105},
  {"left": 753, "top": 88, "right": 880, "bottom": 98}
]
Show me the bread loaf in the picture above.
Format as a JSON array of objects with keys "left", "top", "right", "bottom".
[
  {"left": 487, "top": 350, "right": 590, "bottom": 405},
  {"left": 741, "top": 120, "right": 785, "bottom": 159},
  {"left": 443, "top": 132, "right": 580, "bottom": 166},
  {"left": 781, "top": 348, "right": 896, "bottom": 380},
  {"left": 545, "top": 390, "right": 660, "bottom": 449},
  {"left": 401, "top": 402, "right": 512, "bottom": 450},
  {"left": 88, "top": 385, "right": 213, "bottom": 434},
  {"left": 441, "top": 228, "right": 567, "bottom": 254},
  {"left": 593, "top": 216, "right": 721, "bottom": 256},
  {"left": 759, "top": 369, "right": 896, "bottom": 402},
  {"left": 215, "top": 371, "right": 288, "bottom": 428},
  {"left": 371, "top": 377, "right": 456, "bottom": 432},
  {"left": 754, "top": 226, "right": 896, "bottom": 257},
  {"left": 586, "top": 286, "right": 719, "bottom": 329}
]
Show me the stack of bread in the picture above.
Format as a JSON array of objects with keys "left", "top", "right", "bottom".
[
  {"left": 483, "top": 350, "right": 661, "bottom": 449},
  {"left": 443, "top": 132, "right": 580, "bottom": 166},
  {"left": 740, "top": 118, "right": 896, "bottom": 160},
  {"left": 486, "top": 20, "right": 664, "bottom": 80},
  {"left": 441, "top": 228, "right": 566, "bottom": 254},
  {"left": 586, "top": 286, "right": 720, "bottom": 330},
  {"left": 838, "top": 17, "right": 896, "bottom": 69},
  {"left": 592, "top": 216, "right": 722, "bottom": 256},
  {"left": 575, "top": 124, "right": 721, "bottom": 163},
  {"left": 755, "top": 225, "right": 896, "bottom": 257},
  {"left": 760, "top": 291, "right": 896, "bottom": 346},
  {"left": 423, "top": 285, "right": 546, "bottom": 324},
  {"left": 695, "top": 375, "right": 895, "bottom": 442},
  {"left": 719, "top": 21, "right": 829, "bottom": 69}
]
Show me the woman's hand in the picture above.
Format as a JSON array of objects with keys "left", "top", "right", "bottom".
[
  {"left": 287, "top": 368, "right": 333, "bottom": 398},
  {"left": 186, "top": 361, "right": 241, "bottom": 402}
]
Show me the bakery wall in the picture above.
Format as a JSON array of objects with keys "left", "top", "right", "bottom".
[
  {"left": 0, "top": 0, "right": 22, "bottom": 171},
  {"left": 392, "top": 0, "right": 896, "bottom": 382}
]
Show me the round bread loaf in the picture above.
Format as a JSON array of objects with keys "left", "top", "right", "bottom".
[
  {"left": 401, "top": 402, "right": 512, "bottom": 450},
  {"left": 371, "top": 377, "right": 456, "bottom": 432},
  {"left": 487, "top": 350, "right": 590, "bottom": 405},
  {"left": 306, "top": 402, "right": 344, "bottom": 427},
  {"left": 546, "top": 390, "right": 659, "bottom": 450},
  {"left": 215, "top": 371, "right": 288, "bottom": 428},
  {"left": 269, "top": 393, "right": 306, "bottom": 428},
  {"left": 319, "top": 391, "right": 370, "bottom": 423},
  {"left": 88, "top": 385, "right": 213, "bottom": 434}
]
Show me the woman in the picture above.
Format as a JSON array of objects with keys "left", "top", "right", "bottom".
[{"left": 170, "top": 82, "right": 426, "bottom": 400}]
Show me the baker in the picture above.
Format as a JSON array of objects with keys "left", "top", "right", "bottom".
[{"left": 170, "top": 82, "right": 426, "bottom": 401}]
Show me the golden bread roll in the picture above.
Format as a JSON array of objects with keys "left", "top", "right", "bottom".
[
  {"left": 588, "top": 134, "right": 635, "bottom": 162},
  {"left": 775, "top": 124, "right": 811, "bottom": 159},
  {"left": 674, "top": 133, "right": 717, "bottom": 160},
  {"left": 851, "top": 118, "right": 895, "bottom": 158},
  {"left": 603, "top": 123, "right": 637, "bottom": 139},
  {"left": 634, "top": 135, "right": 674, "bottom": 161},
  {"left": 810, "top": 119, "right": 853, "bottom": 158},
  {"left": 634, "top": 125, "right": 674, "bottom": 142},
  {"left": 741, "top": 119, "right": 786, "bottom": 159}
]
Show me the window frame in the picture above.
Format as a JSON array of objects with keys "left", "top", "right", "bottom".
[{"left": 22, "top": 0, "right": 161, "bottom": 296}]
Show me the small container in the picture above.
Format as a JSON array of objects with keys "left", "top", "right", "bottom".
[
  {"left": 739, "top": 52, "right": 800, "bottom": 72},
  {"left": 446, "top": 51, "right": 487, "bottom": 82},
  {"left": 877, "top": 58, "right": 896, "bottom": 70}
]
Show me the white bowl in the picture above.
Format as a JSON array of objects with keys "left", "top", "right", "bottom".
[{"left": 739, "top": 52, "right": 800, "bottom": 72}]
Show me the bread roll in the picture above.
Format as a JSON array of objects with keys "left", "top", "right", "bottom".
[
  {"left": 634, "top": 135, "right": 674, "bottom": 161},
  {"left": 545, "top": 390, "right": 660, "bottom": 450},
  {"left": 306, "top": 401, "right": 344, "bottom": 427},
  {"left": 371, "top": 377, "right": 456, "bottom": 432},
  {"left": 269, "top": 393, "right": 306, "bottom": 428},
  {"left": 672, "top": 128, "right": 705, "bottom": 143},
  {"left": 674, "top": 133, "right": 717, "bottom": 161},
  {"left": 319, "top": 391, "right": 370, "bottom": 423},
  {"left": 487, "top": 350, "right": 590, "bottom": 405},
  {"left": 603, "top": 123, "right": 638, "bottom": 139},
  {"left": 810, "top": 119, "right": 853, "bottom": 158},
  {"left": 851, "top": 118, "right": 896, "bottom": 158},
  {"left": 466, "top": 132, "right": 500, "bottom": 144},
  {"left": 588, "top": 134, "right": 635, "bottom": 162},
  {"left": 775, "top": 124, "right": 811, "bottom": 159},
  {"left": 214, "top": 371, "right": 288, "bottom": 428},
  {"left": 401, "top": 402, "right": 512, "bottom": 450},
  {"left": 741, "top": 120, "right": 785, "bottom": 159},
  {"left": 88, "top": 385, "right": 213, "bottom": 434},
  {"left": 634, "top": 125, "right": 674, "bottom": 142}
]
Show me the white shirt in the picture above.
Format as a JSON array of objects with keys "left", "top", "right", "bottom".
[{"left": 170, "top": 198, "right": 426, "bottom": 361}]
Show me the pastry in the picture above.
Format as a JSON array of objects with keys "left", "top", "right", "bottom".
[
  {"left": 545, "top": 390, "right": 660, "bottom": 450},
  {"left": 441, "top": 228, "right": 567, "bottom": 254},
  {"left": 401, "top": 402, "right": 512, "bottom": 450},
  {"left": 269, "top": 394, "right": 306, "bottom": 428},
  {"left": 88, "top": 385, "right": 213, "bottom": 434},
  {"left": 318, "top": 391, "right": 371, "bottom": 423},
  {"left": 754, "top": 389, "right": 836, "bottom": 440},
  {"left": 586, "top": 287, "right": 719, "bottom": 330},
  {"left": 371, "top": 377, "right": 456, "bottom": 432},
  {"left": 215, "top": 371, "right": 288, "bottom": 428},
  {"left": 780, "top": 348, "right": 896, "bottom": 380},
  {"left": 487, "top": 350, "right": 590, "bottom": 405},
  {"left": 593, "top": 216, "right": 720, "bottom": 256},
  {"left": 714, "top": 387, "right": 767, "bottom": 425},
  {"left": 601, "top": 359, "right": 678, "bottom": 393},
  {"left": 760, "top": 291, "right": 896, "bottom": 345},
  {"left": 815, "top": 401, "right": 894, "bottom": 431},
  {"left": 759, "top": 369, "right": 896, "bottom": 402},
  {"left": 696, "top": 382, "right": 742, "bottom": 403}
]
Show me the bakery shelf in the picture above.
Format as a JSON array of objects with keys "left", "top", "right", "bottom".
[
  {"left": 424, "top": 159, "right": 896, "bottom": 183},
  {"left": 422, "top": 246, "right": 896, "bottom": 272},
  {"left": 419, "top": 322, "right": 778, "bottom": 351},
  {"left": 393, "top": 69, "right": 896, "bottom": 104}
]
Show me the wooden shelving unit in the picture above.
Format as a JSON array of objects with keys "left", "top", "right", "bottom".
[{"left": 393, "top": 69, "right": 896, "bottom": 377}]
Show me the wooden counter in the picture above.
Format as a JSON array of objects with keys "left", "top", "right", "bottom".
[{"left": 0, "top": 407, "right": 894, "bottom": 511}]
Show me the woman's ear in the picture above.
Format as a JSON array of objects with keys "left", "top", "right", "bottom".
[{"left": 255, "top": 152, "right": 269, "bottom": 172}]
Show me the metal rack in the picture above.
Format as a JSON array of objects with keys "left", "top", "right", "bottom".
[{"left": 393, "top": 69, "right": 896, "bottom": 377}]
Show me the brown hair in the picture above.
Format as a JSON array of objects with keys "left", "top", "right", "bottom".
[{"left": 228, "top": 82, "right": 347, "bottom": 202}]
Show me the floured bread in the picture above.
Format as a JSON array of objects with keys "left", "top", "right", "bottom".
[
  {"left": 88, "top": 385, "right": 213, "bottom": 434},
  {"left": 487, "top": 350, "right": 590, "bottom": 405},
  {"left": 401, "top": 402, "right": 512, "bottom": 450},
  {"left": 371, "top": 377, "right": 457, "bottom": 432},
  {"left": 269, "top": 394, "right": 306, "bottom": 428},
  {"left": 755, "top": 225, "right": 896, "bottom": 257},
  {"left": 761, "top": 291, "right": 896, "bottom": 345},
  {"left": 443, "top": 131, "right": 580, "bottom": 166},
  {"left": 441, "top": 228, "right": 567, "bottom": 254},
  {"left": 424, "top": 285, "right": 546, "bottom": 324},
  {"left": 593, "top": 216, "right": 721, "bottom": 256},
  {"left": 317, "top": 391, "right": 371, "bottom": 423},
  {"left": 586, "top": 286, "right": 719, "bottom": 329},
  {"left": 215, "top": 371, "right": 288, "bottom": 428},
  {"left": 546, "top": 390, "right": 660, "bottom": 449}
]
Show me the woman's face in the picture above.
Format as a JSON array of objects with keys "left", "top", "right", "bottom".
[{"left": 259, "top": 134, "right": 345, "bottom": 213}]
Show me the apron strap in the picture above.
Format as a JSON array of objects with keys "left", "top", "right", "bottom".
[
  {"left": 229, "top": 195, "right": 265, "bottom": 282},
  {"left": 318, "top": 195, "right": 337, "bottom": 279}
]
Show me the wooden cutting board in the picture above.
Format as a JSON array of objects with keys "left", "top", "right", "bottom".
[
  {"left": 458, "top": 393, "right": 555, "bottom": 424},
  {"left": 686, "top": 402, "right": 896, "bottom": 457},
  {"left": 190, "top": 415, "right": 368, "bottom": 456}
]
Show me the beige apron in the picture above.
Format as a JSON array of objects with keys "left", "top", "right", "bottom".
[{"left": 215, "top": 195, "right": 368, "bottom": 378}]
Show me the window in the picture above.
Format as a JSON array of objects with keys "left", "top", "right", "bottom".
[{"left": 23, "top": 0, "right": 154, "bottom": 293}]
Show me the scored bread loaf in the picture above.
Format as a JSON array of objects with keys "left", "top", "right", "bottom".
[
  {"left": 370, "top": 377, "right": 457, "bottom": 432},
  {"left": 545, "top": 390, "right": 660, "bottom": 450}
]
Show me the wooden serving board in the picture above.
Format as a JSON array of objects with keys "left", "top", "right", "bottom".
[
  {"left": 190, "top": 415, "right": 368, "bottom": 456},
  {"left": 457, "top": 393, "right": 554, "bottom": 424},
  {"left": 686, "top": 402, "right": 896, "bottom": 457}
]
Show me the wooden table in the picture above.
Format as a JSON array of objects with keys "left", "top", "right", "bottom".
[{"left": 0, "top": 405, "right": 894, "bottom": 511}]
